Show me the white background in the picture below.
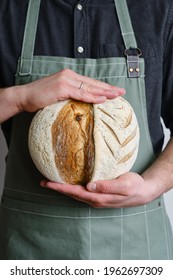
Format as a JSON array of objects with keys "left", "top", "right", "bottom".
[{"left": 0, "top": 125, "right": 173, "bottom": 230}]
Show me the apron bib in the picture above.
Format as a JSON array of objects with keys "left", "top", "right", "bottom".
[{"left": 0, "top": 0, "right": 173, "bottom": 260}]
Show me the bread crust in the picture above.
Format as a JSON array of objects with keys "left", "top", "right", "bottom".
[
  {"left": 28, "top": 97, "right": 140, "bottom": 184},
  {"left": 52, "top": 100, "right": 94, "bottom": 185}
]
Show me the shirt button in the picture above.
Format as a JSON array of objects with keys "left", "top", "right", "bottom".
[
  {"left": 77, "top": 46, "right": 84, "bottom": 53},
  {"left": 77, "top": 4, "right": 83, "bottom": 11}
]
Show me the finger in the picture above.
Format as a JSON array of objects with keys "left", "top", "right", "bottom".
[
  {"left": 63, "top": 69, "right": 126, "bottom": 96},
  {"left": 40, "top": 180, "right": 129, "bottom": 208},
  {"left": 64, "top": 77, "right": 125, "bottom": 99},
  {"left": 86, "top": 180, "right": 117, "bottom": 194},
  {"left": 78, "top": 83, "right": 125, "bottom": 99},
  {"left": 75, "top": 88, "right": 116, "bottom": 103},
  {"left": 74, "top": 72, "right": 125, "bottom": 92},
  {"left": 57, "top": 84, "right": 106, "bottom": 103},
  {"left": 40, "top": 180, "right": 105, "bottom": 205},
  {"left": 59, "top": 83, "right": 125, "bottom": 104},
  {"left": 86, "top": 178, "right": 132, "bottom": 195},
  {"left": 42, "top": 181, "right": 87, "bottom": 199},
  {"left": 76, "top": 89, "right": 107, "bottom": 103},
  {"left": 78, "top": 81, "right": 125, "bottom": 96}
]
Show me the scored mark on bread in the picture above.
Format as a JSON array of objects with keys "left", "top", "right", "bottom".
[
  {"left": 100, "top": 118, "right": 121, "bottom": 145},
  {"left": 118, "top": 147, "right": 137, "bottom": 164},
  {"left": 98, "top": 107, "right": 117, "bottom": 121},
  {"left": 121, "top": 126, "right": 138, "bottom": 147},
  {"left": 98, "top": 106, "right": 133, "bottom": 128},
  {"left": 101, "top": 132, "right": 115, "bottom": 158}
]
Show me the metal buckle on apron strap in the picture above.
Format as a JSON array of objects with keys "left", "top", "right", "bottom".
[{"left": 124, "top": 48, "right": 142, "bottom": 78}]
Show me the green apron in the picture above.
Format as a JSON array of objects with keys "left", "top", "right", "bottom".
[{"left": 0, "top": 0, "right": 173, "bottom": 260}]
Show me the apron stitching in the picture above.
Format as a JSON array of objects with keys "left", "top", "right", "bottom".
[
  {"left": 89, "top": 207, "right": 91, "bottom": 260},
  {"left": 170, "top": 229, "right": 173, "bottom": 259},
  {"left": 18, "top": 58, "right": 144, "bottom": 66},
  {"left": 144, "top": 205, "right": 151, "bottom": 259},
  {"left": 17, "top": 74, "right": 145, "bottom": 78},
  {"left": 138, "top": 78, "right": 154, "bottom": 154},
  {"left": 21, "top": 9, "right": 31, "bottom": 63},
  {"left": 16, "top": 73, "right": 145, "bottom": 79},
  {"left": 1, "top": 204, "right": 163, "bottom": 218},
  {"left": 121, "top": 208, "right": 124, "bottom": 260},
  {"left": 161, "top": 197, "right": 170, "bottom": 259},
  {"left": 122, "top": 32, "right": 134, "bottom": 35},
  {"left": 114, "top": 0, "right": 137, "bottom": 49},
  {"left": 4, "top": 187, "right": 62, "bottom": 198}
]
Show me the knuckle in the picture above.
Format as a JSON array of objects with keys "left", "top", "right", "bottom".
[
  {"left": 93, "top": 79, "right": 100, "bottom": 87},
  {"left": 59, "top": 68, "right": 72, "bottom": 77},
  {"left": 123, "top": 178, "right": 131, "bottom": 189},
  {"left": 86, "top": 84, "right": 94, "bottom": 92},
  {"left": 123, "top": 180, "right": 135, "bottom": 196},
  {"left": 108, "top": 84, "right": 114, "bottom": 91},
  {"left": 99, "top": 183, "right": 109, "bottom": 193},
  {"left": 92, "top": 199, "right": 105, "bottom": 209},
  {"left": 57, "top": 80, "right": 65, "bottom": 91},
  {"left": 79, "top": 88, "right": 86, "bottom": 97}
]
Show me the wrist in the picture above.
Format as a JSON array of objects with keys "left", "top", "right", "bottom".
[
  {"left": 11, "top": 85, "right": 26, "bottom": 113},
  {"left": 141, "top": 169, "right": 168, "bottom": 202},
  {"left": 0, "top": 86, "right": 25, "bottom": 123}
]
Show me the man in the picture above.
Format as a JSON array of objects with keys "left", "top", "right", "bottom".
[{"left": 0, "top": 0, "right": 173, "bottom": 259}]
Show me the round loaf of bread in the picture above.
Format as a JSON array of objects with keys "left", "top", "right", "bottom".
[{"left": 28, "top": 97, "right": 140, "bottom": 185}]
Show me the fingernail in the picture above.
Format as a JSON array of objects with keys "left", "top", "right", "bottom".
[
  {"left": 119, "top": 88, "right": 126, "bottom": 95},
  {"left": 87, "top": 183, "right": 97, "bottom": 191}
]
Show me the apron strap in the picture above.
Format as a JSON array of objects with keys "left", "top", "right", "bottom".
[
  {"left": 114, "top": 0, "right": 141, "bottom": 78},
  {"left": 19, "top": 0, "right": 41, "bottom": 75},
  {"left": 114, "top": 0, "right": 137, "bottom": 49}
]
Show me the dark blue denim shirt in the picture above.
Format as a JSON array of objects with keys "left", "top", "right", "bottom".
[{"left": 0, "top": 0, "right": 173, "bottom": 154}]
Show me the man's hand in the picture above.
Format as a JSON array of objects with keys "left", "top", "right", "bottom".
[
  {"left": 41, "top": 138, "right": 173, "bottom": 208},
  {"left": 40, "top": 172, "right": 159, "bottom": 208},
  {"left": 0, "top": 68, "right": 125, "bottom": 124}
]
